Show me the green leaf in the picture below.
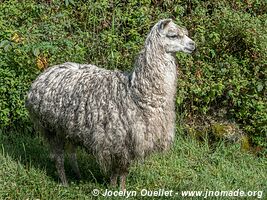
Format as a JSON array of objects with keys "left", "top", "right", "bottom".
[
  {"left": 0, "top": 40, "right": 10, "bottom": 48},
  {"left": 65, "top": 0, "right": 69, "bottom": 6},
  {"left": 69, "top": 0, "right": 75, "bottom": 6},
  {"left": 33, "top": 48, "right": 40, "bottom": 57},
  {"left": 257, "top": 83, "right": 263, "bottom": 92},
  {"left": 4, "top": 44, "right": 12, "bottom": 52}
]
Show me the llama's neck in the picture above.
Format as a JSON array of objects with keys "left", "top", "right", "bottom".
[
  {"left": 130, "top": 47, "right": 178, "bottom": 108},
  {"left": 130, "top": 45, "right": 177, "bottom": 153}
]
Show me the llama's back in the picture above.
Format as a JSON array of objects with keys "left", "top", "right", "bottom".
[
  {"left": 27, "top": 62, "right": 129, "bottom": 135},
  {"left": 27, "top": 62, "right": 103, "bottom": 130}
]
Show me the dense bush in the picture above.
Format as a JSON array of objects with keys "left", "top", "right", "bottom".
[
  {"left": 0, "top": 0, "right": 266, "bottom": 148},
  {"left": 175, "top": 0, "right": 267, "bottom": 148}
]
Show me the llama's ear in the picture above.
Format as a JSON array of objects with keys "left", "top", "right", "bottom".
[{"left": 158, "top": 19, "right": 172, "bottom": 32}]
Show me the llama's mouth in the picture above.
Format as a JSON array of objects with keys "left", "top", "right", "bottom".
[{"left": 184, "top": 47, "right": 195, "bottom": 53}]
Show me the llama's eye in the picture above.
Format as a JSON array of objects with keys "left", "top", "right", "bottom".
[{"left": 168, "top": 35, "right": 177, "bottom": 39}]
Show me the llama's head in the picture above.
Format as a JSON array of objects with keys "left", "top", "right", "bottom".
[{"left": 148, "top": 19, "right": 196, "bottom": 54}]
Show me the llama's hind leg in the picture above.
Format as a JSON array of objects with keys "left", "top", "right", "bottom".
[
  {"left": 118, "top": 162, "right": 129, "bottom": 190},
  {"left": 119, "top": 172, "right": 128, "bottom": 191},
  {"left": 110, "top": 173, "right": 118, "bottom": 188},
  {"left": 66, "top": 143, "right": 81, "bottom": 180},
  {"left": 47, "top": 135, "right": 68, "bottom": 186}
]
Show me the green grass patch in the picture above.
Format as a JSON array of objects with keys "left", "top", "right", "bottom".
[{"left": 0, "top": 131, "right": 266, "bottom": 199}]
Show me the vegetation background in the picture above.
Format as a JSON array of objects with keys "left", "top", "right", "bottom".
[{"left": 0, "top": 0, "right": 266, "bottom": 199}]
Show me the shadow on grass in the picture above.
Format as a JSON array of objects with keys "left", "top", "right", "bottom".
[{"left": 0, "top": 126, "right": 107, "bottom": 186}]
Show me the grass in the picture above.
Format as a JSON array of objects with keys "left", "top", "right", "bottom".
[{"left": 0, "top": 128, "right": 266, "bottom": 199}]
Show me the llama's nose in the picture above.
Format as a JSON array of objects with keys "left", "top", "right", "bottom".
[{"left": 189, "top": 41, "right": 195, "bottom": 49}]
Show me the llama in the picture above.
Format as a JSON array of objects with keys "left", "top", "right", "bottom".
[{"left": 26, "top": 19, "right": 195, "bottom": 190}]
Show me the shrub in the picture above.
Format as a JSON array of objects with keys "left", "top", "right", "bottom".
[
  {"left": 0, "top": 0, "right": 266, "bottom": 149},
  {"left": 176, "top": 0, "right": 267, "bottom": 148}
]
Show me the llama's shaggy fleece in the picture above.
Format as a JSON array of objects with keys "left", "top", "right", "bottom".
[{"left": 26, "top": 19, "right": 195, "bottom": 189}]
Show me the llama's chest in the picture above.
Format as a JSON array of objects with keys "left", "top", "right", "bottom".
[{"left": 142, "top": 103, "right": 176, "bottom": 153}]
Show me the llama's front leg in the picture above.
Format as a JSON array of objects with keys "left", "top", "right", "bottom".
[{"left": 69, "top": 152, "right": 81, "bottom": 180}]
